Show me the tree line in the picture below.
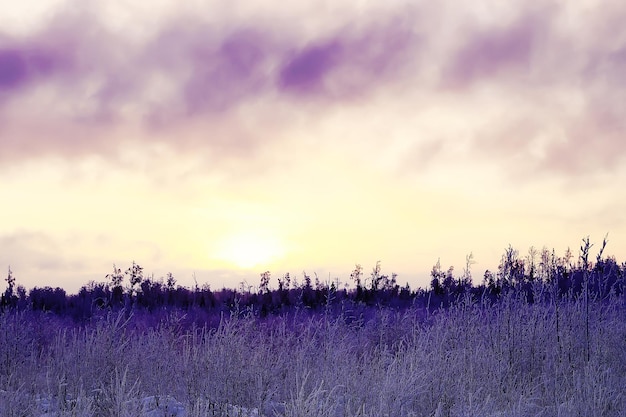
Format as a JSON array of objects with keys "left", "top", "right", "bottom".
[{"left": 1, "top": 238, "right": 624, "bottom": 323}]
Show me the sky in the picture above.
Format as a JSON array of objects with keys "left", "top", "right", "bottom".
[{"left": 1, "top": 0, "right": 625, "bottom": 293}]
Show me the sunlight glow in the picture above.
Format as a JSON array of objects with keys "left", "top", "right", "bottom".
[{"left": 215, "top": 232, "right": 286, "bottom": 269}]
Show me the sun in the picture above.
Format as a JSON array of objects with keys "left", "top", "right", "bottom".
[{"left": 215, "top": 231, "right": 286, "bottom": 269}]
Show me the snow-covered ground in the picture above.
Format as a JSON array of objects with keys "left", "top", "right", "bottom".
[
  {"left": 35, "top": 394, "right": 273, "bottom": 417},
  {"left": 136, "top": 396, "right": 188, "bottom": 417}
]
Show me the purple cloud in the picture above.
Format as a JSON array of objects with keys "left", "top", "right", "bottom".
[
  {"left": 466, "top": 95, "right": 626, "bottom": 184},
  {"left": 2, "top": 2, "right": 625, "bottom": 182},
  {"left": 0, "top": 44, "right": 68, "bottom": 92},
  {"left": 183, "top": 31, "right": 271, "bottom": 114},
  {"left": 442, "top": 18, "right": 539, "bottom": 88},
  {"left": 0, "top": 10, "right": 422, "bottom": 168},
  {"left": 278, "top": 18, "right": 418, "bottom": 99},
  {"left": 426, "top": 5, "right": 626, "bottom": 181},
  {"left": 142, "top": 26, "right": 275, "bottom": 118},
  {"left": 143, "top": 15, "right": 419, "bottom": 115},
  {"left": 279, "top": 41, "right": 341, "bottom": 93},
  {"left": 0, "top": 49, "right": 26, "bottom": 89}
]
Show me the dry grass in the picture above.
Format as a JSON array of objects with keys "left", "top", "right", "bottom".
[{"left": 0, "top": 293, "right": 624, "bottom": 416}]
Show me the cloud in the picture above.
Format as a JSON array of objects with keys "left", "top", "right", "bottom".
[
  {"left": 279, "top": 41, "right": 341, "bottom": 94},
  {"left": 442, "top": 17, "right": 539, "bottom": 89},
  {"left": 0, "top": 231, "right": 84, "bottom": 281},
  {"left": 2, "top": 0, "right": 626, "bottom": 182},
  {"left": 427, "top": 3, "right": 626, "bottom": 181},
  {"left": 278, "top": 16, "right": 418, "bottom": 99},
  {"left": 0, "top": 7, "right": 422, "bottom": 170},
  {"left": 0, "top": 49, "right": 27, "bottom": 90},
  {"left": 139, "top": 25, "right": 275, "bottom": 120},
  {"left": 0, "top": 10, "right": 420, "bottom": 112},
  {"left": 0, "top": 41, "right": 71, "bottom": 93}
]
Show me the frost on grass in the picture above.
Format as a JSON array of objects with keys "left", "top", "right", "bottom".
[{"left": 9, "top": 299, "right": 626, "bottom": 417}]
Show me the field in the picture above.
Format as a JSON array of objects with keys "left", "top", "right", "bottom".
[{"left": 1, "top": 246, "right": 625, "bottom": 416}]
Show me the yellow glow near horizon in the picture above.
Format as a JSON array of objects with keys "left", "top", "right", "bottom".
[{"left": 214, "top": 231, "right": 286, "bottom": 270}]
